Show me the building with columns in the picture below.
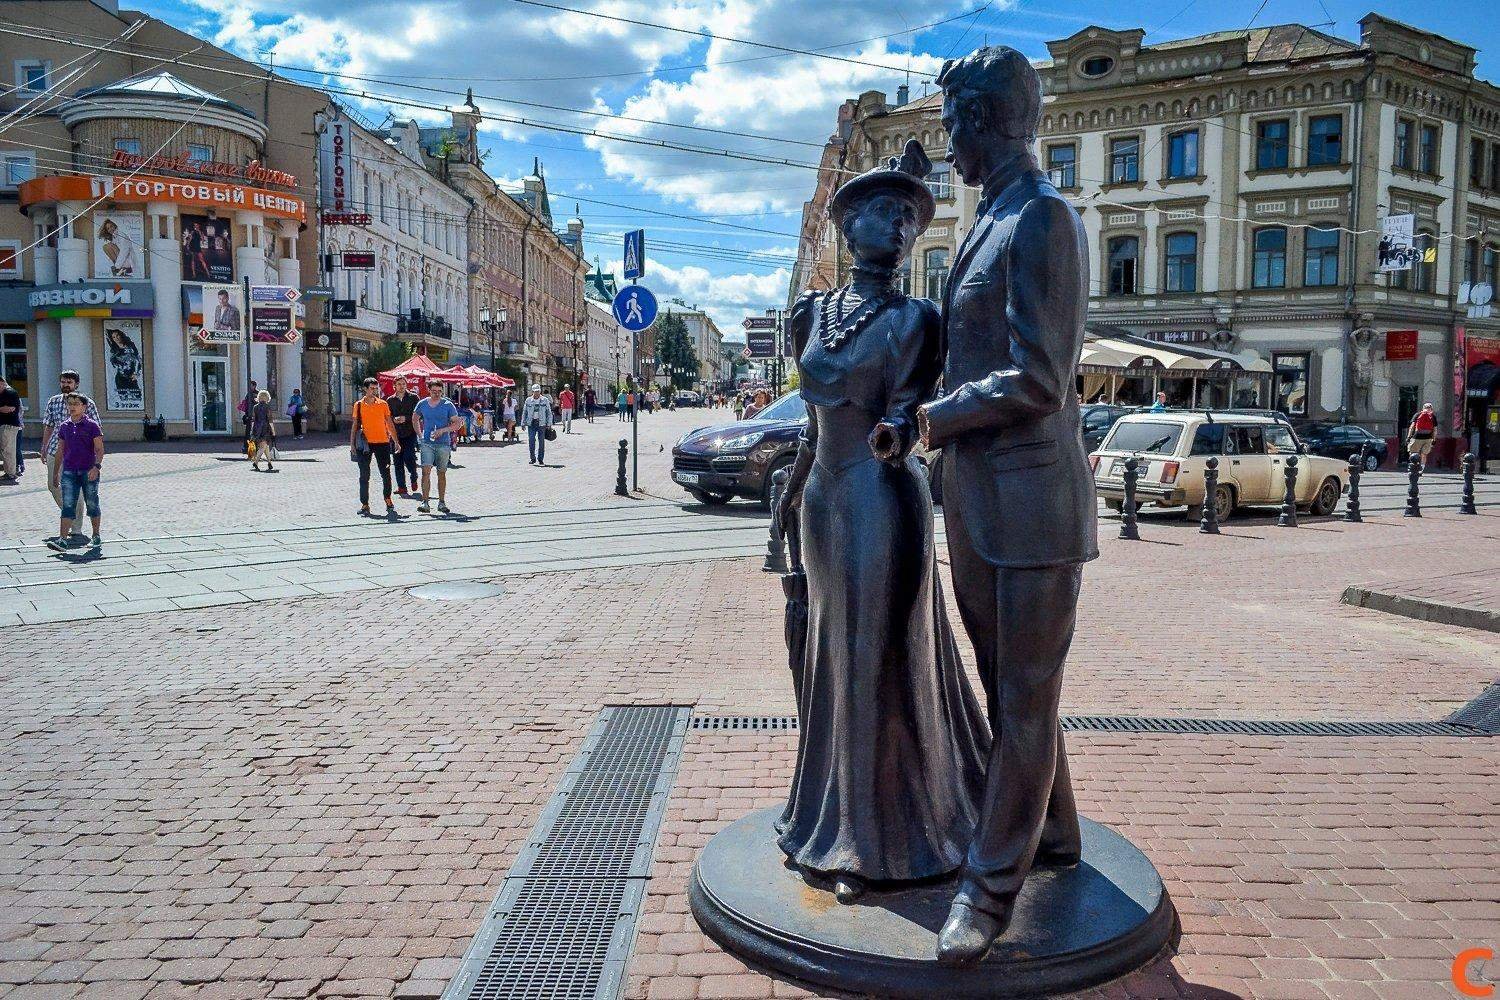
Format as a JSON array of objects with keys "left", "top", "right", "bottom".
[{"left": 795, "top": 15, "right": 1500, "bottom": 465}]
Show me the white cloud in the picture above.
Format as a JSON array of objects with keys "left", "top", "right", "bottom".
[{"left": 652, "top": 259, "right": 791, "bottom": 332}]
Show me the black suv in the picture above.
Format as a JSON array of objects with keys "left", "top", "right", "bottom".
[{"left": 671, "top": 391, "right": 806, "bottom": 508}]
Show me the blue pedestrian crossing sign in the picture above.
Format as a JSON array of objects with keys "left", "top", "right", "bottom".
[
  {"left": 612, "top": 284, "right": 658, "bottom": 332},
  {"left": 623, "top": 229, "right": 645, "bottom": 280}
]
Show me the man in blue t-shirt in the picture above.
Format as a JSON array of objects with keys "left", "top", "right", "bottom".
[{"left": 413, "top": 381, "right": 463, "bottom": 514}]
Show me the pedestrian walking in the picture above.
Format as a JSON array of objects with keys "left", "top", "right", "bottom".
[
  {"left": 584, "top": 386, "right": 596, "bottom": 423},
  {"left": 502, "top": 390, "right": 519, "bottom": 441},
  {"left": 385, "top": 376, "right": 419, "bottom": 496},
  {"left": 239, "top": 380, "right": 258, "bottom": 456},
  {"left": 286, "top": 387, "right": 307, "bottom": 439},
  {"left": 350, "top": 377, "right": 399, "bottom": 518},
  {"left": 559, "top": 384, "right": 575, "bottom": 433},
  {"left": 1406, "top": 402, "right": 1437, "bottom": 465},
  {"left": 414, "top": 380, "right": 463, "bottom": 514},
  {"left": 1149, "top": 390, "right": 1168, "bottom": 412},
  {"left": 250, "top": 389, "right": 277, "bottom": 473},
  {"left": 0, "top": 374, "right": 20, "bottom": 484},
  {"left": 522, "top": 384, "right": 554, "bottom": 465},
  {"left": 45, "top": 393, "right": 103, "bottom": 551},
  {"left": 617, "top": 388, "right": 628, "bottom": 421},
  {"left": 40, "top": 371, "right": 97, "bottom": 542}
]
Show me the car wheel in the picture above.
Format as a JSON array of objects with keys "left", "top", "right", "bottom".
[
  {"left": 1310, "top": 477, "right": 1340, "bottom": 517},
  {"left": 1363, "top": 452, "right": 1379, "bottom": 472},
  {"left": 687, "top": 487, "right": 732, "bottom": 506},
  {"left": 761, "top": 456, "right": 796, "bottom": 510},
  {"left": 1212, "top": 483, "right": 1235, "bottom": 522}
]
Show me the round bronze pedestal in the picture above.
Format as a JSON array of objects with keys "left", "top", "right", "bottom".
[{"left": 690, "top": 808, "right": 1176, "bottom": 999}]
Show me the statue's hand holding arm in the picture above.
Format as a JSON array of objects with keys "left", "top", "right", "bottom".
[
  {"left": 873, "top": 300, "right": 942, "bottom": 464},
  {"left": 919, "top": 197, "right": 1084, "bottom": 450}
]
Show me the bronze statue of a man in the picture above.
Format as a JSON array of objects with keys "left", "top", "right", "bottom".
[{"left": 917, "top": 46, "right": 1099, "bottom": 964}]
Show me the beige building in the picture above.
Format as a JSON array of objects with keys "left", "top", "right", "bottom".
[
  {"left": 796, "top": 15, "right": 1500, "bottom": 465},
  {"left": 660, "top": 300, "right": 725, "bottom": 389}
]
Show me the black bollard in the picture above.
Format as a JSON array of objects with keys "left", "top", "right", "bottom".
[
  {"left": 763, "top": 467, "right": 789, "bottom": 573},
  {"left": 1119, "top": 457, "right": 1141, "bottom": 540},
  {"left": 1403, "top": 452, "right": 1422, "bottom": 517},
  {"left": 615, "top": 439, "right": 629, "bottom": 497},
  {"left": 1200, "top": 456, "right": 1221, "bottom": 534},
  {"left": 1277, "top": 455, "right": 1298, "bottom": 527},
  {"left": 1460, "top": 453, "right": 1478, "bottom": 515},
  {"left": 1343, "top": 453, "right": 1363, "bottom": 523}
]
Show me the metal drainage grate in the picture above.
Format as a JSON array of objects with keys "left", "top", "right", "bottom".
[
  {"left": 443, "top": 705, "right": 690, "bottom": 1000},
  {"left": 690, "top": 713, "right": 1488, "bottom": 738}
]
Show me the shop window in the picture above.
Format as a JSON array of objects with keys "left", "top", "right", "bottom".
[
  {"left": 0, "top": 329, "right": 27, "bottom": 400},
  {"left": 15, "top": 60, "right": 49, "bottom": 92},
  {"left": 1272, "top": 352, "right": 1310, "bottom": 416},
  {"left": 1418, "top": 124, "right": 1439, "bottom": 175},
  {"left": 1109, "top": 137, "right": 1139, "bottom": 184},
  {"left": 113, "top": 138, "right": 142, "bottom": 155},
  {"left": 1107, "top": 236, "right": 1139, "bottom": 296},
  {"left": 1046, "top": 144, "right": 1076, "bottom": 189},
  {"left": 1255, "top": 119, "right": 1289, "bottom": 170},
  {"left": 1166, "top": 130, "right": 1199, "bottom": 179},
  {"left": 1, "top": 152, "right": 34, "bottom": 188},
  {"left": 1307, "top": 115, "right": 1343, "bottom": 166},
  {"left": 0, "top": 241, "right": 19, "bottom": 276},
  {"left": 924, "top": 248, "right": 949, "bottom": 299},
  {"left": 925, "top": 162, "right": 952, "bottom": 200},
  {"left": 1303, "top": 226, "right": 1340, "bottom": 286},
  {"left": 1252, "top": 227, "right": 1287, "bottom": 288},
  {"left": 1164, "top": 232, "right": 1197, "bottom": 292},
  {"left": 1394, "top": 118, "right": 1413, "bottom": 169},
  {"left": 186, "top": 143, "right": 212, "bottom": 162}
]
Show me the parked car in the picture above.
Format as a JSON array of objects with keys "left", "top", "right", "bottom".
[
  {"left": 1296, "top": 422, "right": 1388, "bottom": 470},
  {"left": 1091, "top": 412, "right": 1347, "bottom": 520},
  {"left": 671, "top": 390, "right": 943, "bottom": 508},
  {"left": 1081, "top": 404, "right": 1131, "bottom": 453},
  {"left": 674, "top": 389, "right": 704, "bottom": 407}
]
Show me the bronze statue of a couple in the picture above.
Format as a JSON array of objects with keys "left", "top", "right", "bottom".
[{"left": 773, "top": 45, "right": 1098, "bottom": 966}]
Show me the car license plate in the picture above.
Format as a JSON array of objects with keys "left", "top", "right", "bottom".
[{"left": 674, "top": 471, "right": 700, "bottom": 485}]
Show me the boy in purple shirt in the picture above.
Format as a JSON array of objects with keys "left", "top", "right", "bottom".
[{"left": 47, "top": 394, "right": 104, "bottom": 551}]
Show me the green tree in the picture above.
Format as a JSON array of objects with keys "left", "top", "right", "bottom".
[
  {"left": 365, "top": 338, "right": 413, "bottom": 380},
  {"left": 654, "top": 312, "right": 699, "bottom": 390}
]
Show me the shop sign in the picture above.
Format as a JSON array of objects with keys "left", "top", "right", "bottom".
[
  {"left": 320, "top": 212, "right": 372, "bottom": 226},
  {"left": 331, "top": 299, "right": 357, "bottom": 320},
  {"left": 1468, "top": 335, "right": 1500, "bottom": 368},
  {"left": 1139, "top": 329, "right": 1209, "bottom": 344},
  {"left": 187, "top": 283, "right": 244, "bottom": 344},
  {"left": 341, "top": 252, "right": 376, "bottom": 271},
  {"left": 347, "top": 338, "right": 372, "bottom": 356},
  {"left": 110, "top": 149, "right": 297, "bottom": 188},
  {"left": 1384, "top": 330, "right": 1418, "bottom": 361},
  {"left": 306, "top": 330, "right": 343, "bottom": 352},
  {"left": 29, "top": 281, "right": 154, "bottom": 319},
  {"left": 18, "top": 175, "right": 305, "bottom": 222}
]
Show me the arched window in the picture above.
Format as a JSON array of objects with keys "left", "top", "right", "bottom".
[
  {"left": 1304, "top": 226, "right": 1340, "bottom": 286},
  {"left": 1108, "top": 236, "right": 1139, "bottom": 296},
  {"left": 1164, "top": 232, "right": 1197, "bottom": 292},
  {"left": 924, "top": 248, "right": 949, "bottom": 299},
  {"left": 1252, "top": 227, "right": 1286, "bottom": 288}
]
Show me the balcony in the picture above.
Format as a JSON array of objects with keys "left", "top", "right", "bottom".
[{"left": 395, "top": 311, "right": 452, "bottom": 339}]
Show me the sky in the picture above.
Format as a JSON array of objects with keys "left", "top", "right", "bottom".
[{"left": 143, "top": 0, "right": 1500, "bottom": 340}]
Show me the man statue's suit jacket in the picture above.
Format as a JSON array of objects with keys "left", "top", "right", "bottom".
[{"left": 924, "top": 156, "right": 1099, "bottom": 569}]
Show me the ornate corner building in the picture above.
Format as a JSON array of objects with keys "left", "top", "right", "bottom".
[{"left": 796, "top": 15, "right": 1500, "bottom": 466}]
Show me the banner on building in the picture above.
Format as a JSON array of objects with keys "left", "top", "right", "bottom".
[
  {"left": 180, "top": 214, "right": 233, "bottom": 283},
  {"left": 101, "top": 319, "right": 145, "bottom": 411},
  {"left": 183, "top": 283, "right": 244, "bottom": 344},
  {"left": 1377, "top": 214, "right": 1417, "bottom": 273},
  {"left": 92, "top": 211, "right": 144, "bottom": 280}
]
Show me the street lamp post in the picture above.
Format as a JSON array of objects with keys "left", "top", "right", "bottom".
[{"left": 480, "top": 306, "right": 508, "bottom": 408}]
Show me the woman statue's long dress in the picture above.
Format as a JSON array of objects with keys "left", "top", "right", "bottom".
[{"left": 775, "top": 148, "right": 990, "bottom": 897}]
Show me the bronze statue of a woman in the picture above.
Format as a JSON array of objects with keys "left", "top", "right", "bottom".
[{"left": 775, "top": 140, "right": 990, "bottom": 903}]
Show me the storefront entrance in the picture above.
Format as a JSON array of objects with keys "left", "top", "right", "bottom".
[{"left": 193, "top": 355, "right": 230, "bottom": 434}]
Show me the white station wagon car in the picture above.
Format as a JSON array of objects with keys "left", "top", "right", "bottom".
[{"left": 1091, "top": 411, "right": 1348, "bottom": 520}]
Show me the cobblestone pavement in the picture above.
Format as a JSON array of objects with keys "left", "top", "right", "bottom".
[{"left": 0, "top": 419, "right": 1496, "bottom": 999}]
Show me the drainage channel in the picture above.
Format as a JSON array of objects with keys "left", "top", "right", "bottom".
[
  {"left": 442, "top": 705, "right": 691, "bottom": 1000},
  {"left": 689, "top": 713, "right": 1490, "bottom": 737}
]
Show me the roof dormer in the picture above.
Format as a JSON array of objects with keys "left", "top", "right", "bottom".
[{"left": 1043, "top": 27, "right": 1146, "bottom": 94}]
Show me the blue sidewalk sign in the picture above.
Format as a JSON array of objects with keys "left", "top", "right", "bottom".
[
  {"left": 623, "top": 229, "right": 645, "bottom": 280},
  {"left": 612, "top": 284, "right": 658, "bottom": 332}
]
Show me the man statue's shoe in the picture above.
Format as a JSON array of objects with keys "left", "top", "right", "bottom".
[
  {"left": 936, "top": 898, "right": 1013, "bottom": 965},
  {"left": 1035, "top": 845, "right": 1082, "bottom": 868}
]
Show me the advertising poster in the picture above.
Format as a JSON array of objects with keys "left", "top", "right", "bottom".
[
  {"left": 180, "top": 213, "right": 233, "bottom": 283},
  {"left": 101, "top": 319, "right": 145, "bottom": 411},
  {"left": 92, "top": 211, "right": 144, "bottom": 279},
  {"left": 1377, "top": 214, "right": 1417, "bottom": 273},
  {"left": 183, "top": 283, "right": 244, "bottom": 344}
]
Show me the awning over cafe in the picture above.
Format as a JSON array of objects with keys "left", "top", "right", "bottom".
[{"left": 1082, "top": 325, "right": 1273, "bottom": 379}]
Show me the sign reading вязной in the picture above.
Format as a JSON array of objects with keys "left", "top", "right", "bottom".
[{"left": 30, "top": 282, "right": 154, "bottom": 319}]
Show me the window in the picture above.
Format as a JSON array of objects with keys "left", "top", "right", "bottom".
[
  {"left": 1255, "top": 119, "right": 1289, "bottom": 170},
  {"left": 1492, "top": 146, "right": 1500, "bottom": 192},
  {"left": 1418, "top": 124, "right": 1439, "bottom": 175},
  {"left": 186, "top": 143, "right": 212, "bottom": 162},
  {"left": 1252, "top": 227, "right": 1287, "bottom": 288},
  {"left": 0, "top": 328, "right": 27, "bottom": 399},
  {"left": 1164, "top": 232, "right": 1197, "bottom": 292},
  {"left": 0, "top": 240, "right": 18, "bottom": 276},
  {"left": 16, "top": 60, "right": 49, "bottom": 92},
  {"left": 897, "top": 260, "right": 911, "bottom": 297},
  {"left": 1484, "top": 245, "right": 1498, "bottom": 290},
  {"left": 1080, "top": 56, "right": 1115, "bottom": 78},
  {"left": 1103, "top": 421, "right": 1181, "bottom": 454},
  {"left": 1107, "top": 236, "right": 1139, "bottom": 295},
  {"left": 1471, "top": 138, "right": 1486, "bottom": 187},
  {"left": 1307, "top": 115, "right": 1343, "bottom": 166},
  {"left": 1264, "top": 424, "right": 1297, "bottom": 454},
  {"left": 1230, "top": 425, "right": 1266, "bottom": 455},
  {"left": 1272, "top": 353, "right": 1309, "bottom": 416},
  {"left": 0, "top": 152, "right": 34, "bottom": 188},
  {"left": 1394, "top": 118, "right": 1413, "bottom": 169},
  {"left": 923, "top": 248, "right": 949, "bottom": 299},
  {"left": 925, "top": 162, "right": 952, "bottom": 199},
  {"left": 1463, "top": 238, "right": 1479, "bottom": 286},
  {"left": 1304, "top": 226, "right": 1340, "bottom": 286},
  {"left": 1190, "top": 423, "right": 1226, "bottom": 456},
  {"left": 1166, "top": 130, "right": 1199, "bottom": 179},
  {"left": 1046, "top": 144, "right": 1076, "bottom": 189},
  {"left": 1109, "top": 137, "right": 1139, "bottom": 183},
  {"left": 1413, "top": 230, "right": 1436, "bottom": 292},
  {"left": 113, "top": 138, "right": 142, "bottom": 155}
]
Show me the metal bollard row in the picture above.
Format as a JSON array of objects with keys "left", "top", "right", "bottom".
[
  {"left": 1276, "top": 456, "right": 1298, "bottom": 528},
  {"left": 1118, "top": 457, "right": 1141, "bottom": 540},
  {"left": 1404, "top": 453, "right": 1422, "bottom": 518},
  {"left": 1199, "top": 457, "right": 1221, "bottom": 534},
  {"left": 763, "top": 467, "right": 789, "bottom": 573},
  {"left": 615, "top": 439, "right": 629, "bottom": 497}
]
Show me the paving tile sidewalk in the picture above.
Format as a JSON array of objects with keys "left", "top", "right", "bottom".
[{"left": 1342, "top": 566, "right": 1500, "bottom": 633}]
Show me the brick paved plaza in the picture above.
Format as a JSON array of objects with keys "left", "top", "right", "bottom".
[{"left": 1, "top": 409, "right": 1496, "bottom": 1000}]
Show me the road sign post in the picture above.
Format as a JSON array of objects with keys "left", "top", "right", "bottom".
[{"left": 623, "top": 229, "right": 646, "bottom": 281}]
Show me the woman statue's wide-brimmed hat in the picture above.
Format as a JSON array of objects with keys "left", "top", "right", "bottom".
[{"left": 829, "top": 138, "right": 936, "bottom": 231}]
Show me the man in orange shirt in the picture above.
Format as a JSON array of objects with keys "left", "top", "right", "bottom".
[{"left": 349, "top": 377, "right": 400, "bottom": 517}]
